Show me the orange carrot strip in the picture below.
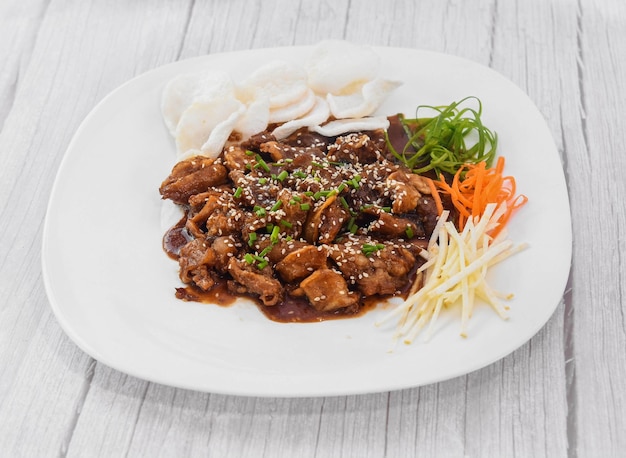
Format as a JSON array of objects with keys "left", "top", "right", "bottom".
[
  {"left": 426, "top": 178, "right": 444, "bottom": 216},
  {"left": 495, "top": 155, "right": 505, "bottom": 174},
  {"left": 471, "top": 162, "right": 486, "bottom": 218},
  {"left": 434, "top": 156, "right": 526, "bottom": 237}
]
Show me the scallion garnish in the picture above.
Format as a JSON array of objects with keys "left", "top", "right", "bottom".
[
  {"left": 339, "top": 196, "right": 351, "bottom": 211},
  {"left": 386, "top": 96, "right": 497, "bottom": 176},
  {"left": 348, "top": 217, "right": 358, "bottom": 234},
  {"left": 293, "top": 171, "right": 307, "bottom": 179},
  {"left": 270, "top": 226, "right": 280, "bottom": 243},
  {"left": 254, "top": 154, "right": 271, "bottom": 172},
  {"left": 362, "top": 243, "right": 385, "bottom": 256},
  {"left": 254, "top": 205, "right": 266, "bottom": 217}
]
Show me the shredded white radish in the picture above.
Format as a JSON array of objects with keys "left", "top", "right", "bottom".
[{"left": 377, "top": 203, "right": 527, "bottom": 344}]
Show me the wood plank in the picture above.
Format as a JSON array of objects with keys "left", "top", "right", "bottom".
[
  {"left": 0, "top": 0, "right": 50, "bottom": 131},
  {"left": 0, "top": 0, "right": 191, "bottom": 454},
  {"left": 572, "top": 0, "right": 626, "bottom": 455}
]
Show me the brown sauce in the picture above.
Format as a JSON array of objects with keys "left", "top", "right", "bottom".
[
  {"left": 257, "top": 293, "right": 383, "bottom": 323},
  {"left": 163, "top": 215, "right": 191, "bottom": 259},
  {"left": 170, "top": 263, "right": 421, "bottom": 323},
  {"left": 174, "top": 279, "right": 390, "bottom": 323},
  {"left": 175, "top": 278, "right": 238, "bottom": 307}
]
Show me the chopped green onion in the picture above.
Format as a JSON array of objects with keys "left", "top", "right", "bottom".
[
  {"left": 248, "top": 232, "right": 257, "bottom": 247},
  {"left": 348, "top": 217, "right": 358, "bottom": 234},
  {"left": 245, "top": 149, "right": 255, "bottom": 156},
  {"left": 254, "top": 206, "right": 266, "bottom": 217},
  {"left": 385, "top": 96, "right": 497, "bottom": 176},
  {"left": 233, "top": 187, "right": 243, "bottom": 198},
  {"left": 276, "top": 170, "right": 289, "bottom": 181},
  {"left": 300, "top": 203, "right": 311, "bottom": 211},
  {"left": 405, "top": 226, "right": 414, "bottom": 239},
  {"left": 270, "top": 225, "right": 280, "bottom": 243},
  {"left": 293, "top": 170, "right": 308, "bottom": 179},
  {"left": 279, "top": 220, "right": 293, "bottom": 228},
  {"left": 254, "top": 154, "right": 270, "bottom": 172},
  {"left": 349, "top": 175, "right": 362, "bottom": 189},
  {"left": 244, "top": 253, "right": 255, "bottom": 264},
  {"left": 314, "top": 189, "right": 337, "bottom": 200},
  {"left": 271, "top": 200, "right": 283, "bottom": 212},
  {"left": 258, "top": 177, "right": 268, "bottom": 185},
  {"left": 362, "top": 243, "right": 385, "bottom": 256},
  {"left": 259, "top": 246, "right": 272, "bottom": 257}
]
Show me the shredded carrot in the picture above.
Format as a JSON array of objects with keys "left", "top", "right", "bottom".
[
  {"left": 426, "top": 177, "right": 444, "bottom": 216},
  {"left": 435, "top": 156, "right": 527, "bottom": 238}
]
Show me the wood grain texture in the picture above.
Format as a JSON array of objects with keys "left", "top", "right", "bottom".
[
  {"left": 0, "top": 0, "right": 623, "bottom": 456},
  {"left": 573, "top": 0, "right": 626, "bottom": 455}
]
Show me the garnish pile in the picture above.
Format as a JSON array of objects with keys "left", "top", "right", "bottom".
[{"left": 379, "top": 97, "right": 527, "bottom": 342}]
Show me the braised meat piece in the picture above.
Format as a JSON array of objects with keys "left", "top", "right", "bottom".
[
  {"left": 223, "top": 145, "right": 254, "bottom": 171},
  {"left": 299, "top": 269, "right": 359, "bottom": 312},
  {"left": 211, "top": 236, "right": 240, "bottom": 272},
  {"left": 282, "top": 128, "right": 332, "bottom": 150},
  {"left": 177, "top": 236, "right": 241, "bottom": 290},
  {"left": 275, "top": 245, "right": 328, "bottom": 282},
  {"left": 227, "top": 258, "right": 283, "bottom": 306},
  {"left": 186, "top": 192, "right": 245, "bottom": 238},
  {"left": 178, "top": 239, "right": 216, "bottom": 291},
  {"left": 229, "top": 169, "right": 280, "bottom": 208},
  {"left": 303, "top": 196, "right": 350, "bottom": 244},
  {"left": 240, "top": 131, "right": 276, "bottom": 150},
  {"left": 415, "top": 195, "right": 440, "bottom": 235},
  {"left": 386, "top": 170, "right": 422, "bottom": 214},
  {"left": 329, "top": 237, "right": 416, "bottom": 296},
  {"left": 327, "top": 132, "right": 386, "bottom": 164},
  {"left": 160, "top": 156, "right": 228, "bottom": 205},
  {"left": 365, "top": 208, "right": 422, "bottom": 239}
]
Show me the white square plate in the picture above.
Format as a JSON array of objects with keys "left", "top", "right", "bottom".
[{"left": 42, "top": 46, "right": 571, "bottom": 397}]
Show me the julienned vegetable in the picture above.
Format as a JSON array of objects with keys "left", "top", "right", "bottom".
[
  {"left": 379, "top": 98, "right": 529, "bottom": 342},
  {"left": 386, "top": 96, "right": 498, "bottom": 176},
  {"left": 378, "top": 204, "right": 528, "bottom": 343},
  {"left": 435, "top": 156, "right": 528, "bottom": 238}
]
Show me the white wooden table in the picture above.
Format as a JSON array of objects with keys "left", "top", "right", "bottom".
[{"left": 1, "top": 0, "right": 624, "bottom": 456}]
